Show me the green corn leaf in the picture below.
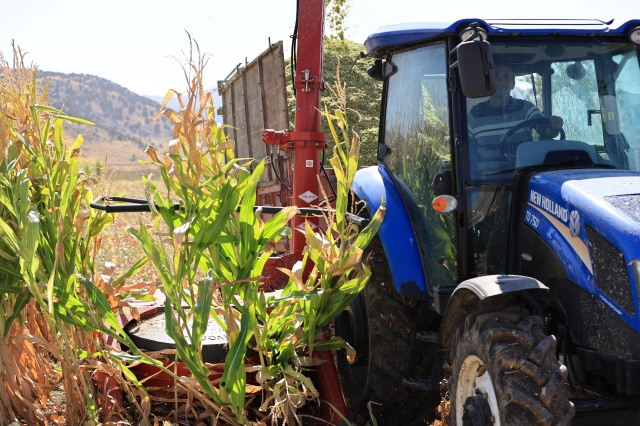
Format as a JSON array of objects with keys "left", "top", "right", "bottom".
[
  {"left": 0, "top": 187, "right": 17, "bottom": 217},
  {"left": 324, "top": 106, "right": 342, "bottom": 157},
  {"left": 192, "top": 271, "right": 215, "bottom": 348},
  {"left": 163, "top": 303, "right": 222, "bottom": 403},
  {"left": 77, "top": 274, "right": 140, "bottom": 351},
  {"left": 31, "top": 104, "right": 62, "bottom": 114},
  {"left": 306, "top": 336, "right": 347, "bottom": 352},
  {"left": 337, "top": 276, "right": 369, "bottom": 294},
  {"left": 251, "top": 251, "right": 271, "bottom": 283},
  {"left": 267, "top": 288, "right": 324, "bottom": 304},
  {"left": 317, "top": 283, "right": 371, "bottom": 329},
  {"left": 2, "top": 293, "right": 30, "bottom": 337},
  {"left": 299, "top": 298, "right": 318, "bottom": 356},
  {"left": 55, "top": 114, "right": 94, "bottom": 126},
  {"left": 354, "top": 203, "right": 385, "bottom": 249},
  {"left": 74, "top": 350, "right": 101, "bottom": 359},
  {"left": 52, "top": 117, "right": 65, "bottom": 154},
  {"left": 192, "top": 184, "right": 240, "bottom": 248},
  {"left": 220, "top": 293, "right": 256, "bottom": 413},
  {"left": 238, "top": 161, "right": 263, "bottom": 261},
  {"left": 59, "top": 159, "right": 79, "bottom": 217},
  {"left": 0, "top": 282, "right": 22, "bottom": 293},
  {"left": 25, "top": 211, "right": 41, "bottom": 281},
  {"left": 70, "top": 134, "right": 85, "bottom": 151},
  {"left": 0, "top": 218, "right": 20, "bottom": 254},
  {"left": 110, "top": 257, "right": 149, "bottom": 288},
  {"left": 126, "top": 222, "right": 173, "bottom": 288},
  {"left": 260, "top": 206, "right": 298, "bottom": 243},
  {"left": 0, "top": 248, "right": 21, "bottom": 264},
  {"left": 52, "top": 291, "right": 91, "bottom": 330}
]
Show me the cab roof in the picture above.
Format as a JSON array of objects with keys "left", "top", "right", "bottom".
[{"left": 364, "top": 18, "right": 640, "bottom": 56}]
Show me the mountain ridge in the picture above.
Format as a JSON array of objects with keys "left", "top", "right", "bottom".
[{"left": 37, "top": 71, "right": 220, "bottom": 166}]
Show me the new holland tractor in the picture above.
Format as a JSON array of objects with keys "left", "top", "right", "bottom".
[{"left": 334, "top": 18, "right": 640, "bottom": 425}]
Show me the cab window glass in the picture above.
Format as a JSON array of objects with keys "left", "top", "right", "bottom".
[
  {"left": 383, "top": 43, "right": 457, "bottom": 286},
  {"left": 614, "top": 50, "right": 640, "bottom": 170}
]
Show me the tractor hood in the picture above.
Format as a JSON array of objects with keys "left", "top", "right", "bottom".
[{"left": 525, "top": 169, "right": 640, "bottom": 325}]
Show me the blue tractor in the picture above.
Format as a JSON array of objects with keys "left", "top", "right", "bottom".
[{"left": 335, "top": 18, "right": 640, "bottom": 425}]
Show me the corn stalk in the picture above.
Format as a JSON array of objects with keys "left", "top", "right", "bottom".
[
  {"left": 127, "top": 37, "right": 384, "bottom": 425},
  {"left": 0, "top": 44, "right": 169, "bottom": 426}
]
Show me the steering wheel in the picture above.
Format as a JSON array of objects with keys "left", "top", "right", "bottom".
[{"left": 499, "top": 117, "right": 565, "bottom": 160}]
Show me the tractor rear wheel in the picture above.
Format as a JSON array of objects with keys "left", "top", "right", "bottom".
[
  {"left": 335, "top": 239, "right": 439, "bottom": 425},
  {"left": 450, "top": 306, "right": 575, "bottom": 426}
]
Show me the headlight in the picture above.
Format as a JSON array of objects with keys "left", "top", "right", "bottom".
[{"left": 629, "top": 26, "right": 640, "bottom": 45}]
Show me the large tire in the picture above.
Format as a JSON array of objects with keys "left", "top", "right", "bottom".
[
  {"left": 450, "top": 306, "right": 575, "bottom": 426},
  {"left": 335, "top": 238, "right": 439, "bottom": 425}
]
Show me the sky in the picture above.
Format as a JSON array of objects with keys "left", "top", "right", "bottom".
[{"left": 2, "top": 0, "right": 639, "bottom": 97}]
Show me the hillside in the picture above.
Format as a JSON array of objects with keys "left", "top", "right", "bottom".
[
  {"left": 38, "top": 71, "right": 175, "bottom": 166},
  {"left": 146, "top": 92, "right": 223, "bottom": 123}
]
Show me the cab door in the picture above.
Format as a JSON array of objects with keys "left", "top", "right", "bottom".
[{"left": 380, "top": 42, "right": 458, "bottom": 292}]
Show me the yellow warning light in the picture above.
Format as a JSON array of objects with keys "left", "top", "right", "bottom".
[{"left": 432, "top": 195, "right": 458, "bottom": 213}]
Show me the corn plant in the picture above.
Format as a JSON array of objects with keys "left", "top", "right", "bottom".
[
  {"left": 0, "top": 45, "right": 170, "bottom": 426},
  {"left": 127, "top": 37, "right": 384, "bottom": 425},
  {"left": 253, "top": 107, "right": 385, "bottom": 425}
]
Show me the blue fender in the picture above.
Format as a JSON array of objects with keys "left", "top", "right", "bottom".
[{"left": 353, "top": 165, "right": 429, "bottom": 300}]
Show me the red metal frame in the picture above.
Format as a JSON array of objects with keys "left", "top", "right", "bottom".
[
  {"left": 263, "top": 0, "right": 328, "bottom": 256},
  {"left": 263, "top": 0, "right": 349, "bottom": 420}
]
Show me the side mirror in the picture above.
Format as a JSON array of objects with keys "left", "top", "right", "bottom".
[
  {"left": 454, "top": 25, "right": 496, "bottom": 98},
  {"left": 367, "top": 59, "right": 396, "bottom": 81},
  {"left": 566, "top": 61, "right": 587, "bottom": 80}
]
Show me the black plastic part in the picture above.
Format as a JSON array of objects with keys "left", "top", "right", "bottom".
[
  {"left": 462, "top": 393, "right": 494, "bottom": 426},
  {"left": 454, "top": 35, "right": 496, "bottom": 98},
  {"left": 124, "top": 310, "right": 229, "bottom": 363},
  {"left": 578, "top": 347, "right": 640, "bottom": 395},
  {"left": 90, "top": 196, "right": 181, "bottom": 213},
  {"left": 367, "top": 59, "right": 384, "bottom": 81},
  {"left": 432, "top": 169, "right": 453, "bottom": 196},
  {"left": 403, "top": 347, "right": 445, "bottom": 393},
  {"left": 401, "top": 376, "right": 438, "bottom": 392},
  {"left": 414, "top": 331, "right": 438, "bottom": 344},
  {"left": 433, "top": 285, "right": 455, "bottom": 315},
  {"left": 90, "top": 196, "right": 369, "bottom": 227}
]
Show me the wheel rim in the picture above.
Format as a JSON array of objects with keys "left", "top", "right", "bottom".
[{"left": 455, "top": 355, "right": 500, "bottom": 426}]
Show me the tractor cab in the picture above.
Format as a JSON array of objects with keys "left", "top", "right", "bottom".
[
  {"left": 358, "top": 19, "right": 640, "bottom": 297},
  {"left": 343, "top": 19, "right": 640, "bottom": 424}
]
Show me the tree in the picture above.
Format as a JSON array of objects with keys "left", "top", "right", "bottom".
[
  {"left": 286, "top": 36, "right": 382, "bottom": 166},
  {"left": 326, "top": 0, "right": 350, "bottom": 40}
]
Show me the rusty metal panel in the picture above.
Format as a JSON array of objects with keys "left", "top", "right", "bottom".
[
  {"left": 260, "top": 44, "right": 290, "bottom": 134},
  {"left": 219, "top": 41, "right": 290, "bottom": 197}
]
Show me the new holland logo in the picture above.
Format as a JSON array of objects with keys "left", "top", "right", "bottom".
[
  {"left": 298, "top": 190, "right": 318, "bottom": 203},
  {"left": 569, "top": 210, "right": 581, "bottom": 238}
]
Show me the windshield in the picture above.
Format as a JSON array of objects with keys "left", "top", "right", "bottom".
[{"left": 466, "top": 39, "right": 640, "bottom": 181}]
